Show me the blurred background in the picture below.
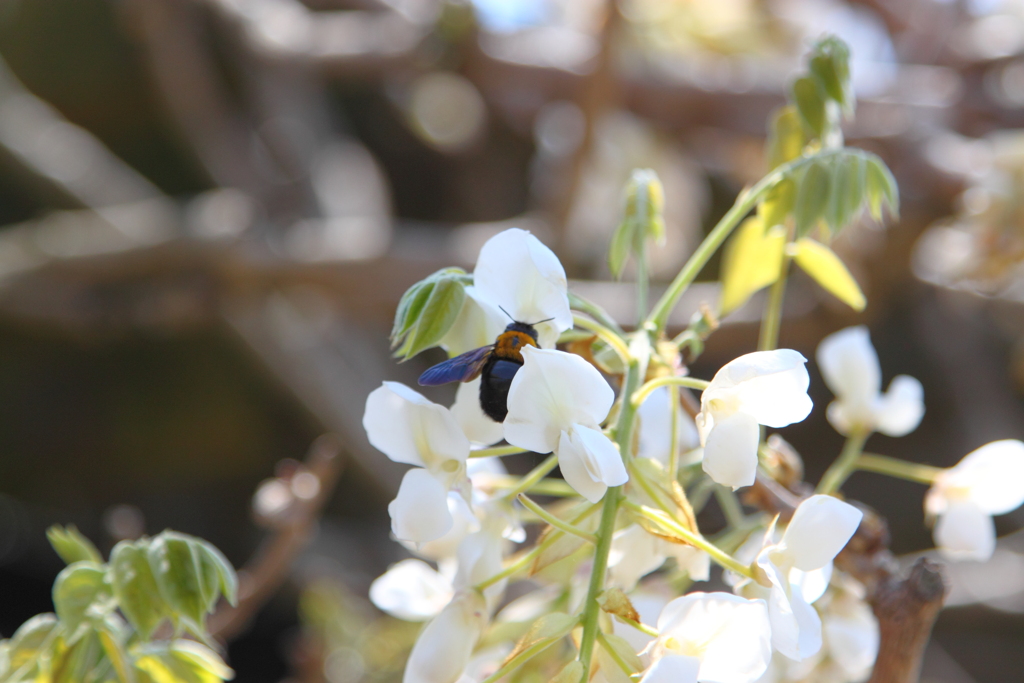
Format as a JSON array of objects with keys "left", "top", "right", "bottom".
[{"left": 1, "top": 0, "right": 1024, "bottom": 680}]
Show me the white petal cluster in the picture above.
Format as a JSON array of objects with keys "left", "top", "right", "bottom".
[
  {"left": 403, "top": 589, "right": 488, "bottom": 683},
  {"left": 697, "top": 350, "right": 813, "bottom": 489},
  {"left": 441, "top": 228, "right": 572, "bottom": 354},
  {"left": 640, "top": 592, "right": 773, "bottom": 683},
  {"left": 504, "top": 347, "right": 628, "bottom": 502},
  {"left": 609, "top": 524, "right": 709, "bottom": 592},
  {"left": 925, "top": 439, "right": 1024, "bottom": 561},
  {"left": 738, "top": 495, "right": 863, "bottom": 662},
  {"left": 637, "top": 386, "right": 701, "bottom": 466},
  {"left": 816, "top": 326, "right": 924, "bottom": 437},
  {"left": 363, "top": 382, "right": 471, "bottom": 543}
]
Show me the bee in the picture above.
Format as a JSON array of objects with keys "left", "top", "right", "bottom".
[{"left": 418, "top": 311, "right": 553, "bottom": 422}]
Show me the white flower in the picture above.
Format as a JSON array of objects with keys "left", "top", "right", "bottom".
[
  {"left": 451, "top": 378, "right": 506, "bottom": 446},
  {"left": 439, "top": 286, "right": 507, "bottom": 357},
  {"left": 403, "top": 589, "right": 488, "bottom": 683},
  {"left": 609, "top": 525, "right": 709, "bottom": 592},
  {"left": 364, "top": 382, "right": 471, "bottom": 543},
  {"left": 473, "top": 228, "right": 572, "bottom": 349},
  {"left": 503, "top": 347, "right": 628, "bottom": 502},
  {"left": 637, "top": 386, "right": 701, "bottom": 466},
  {"left": 751, "top": 495, "right": 863, "bottom": 661},
  {"left": 370, "top": 559, "right": 455, "bottom": 621},
  {"left": 816, "top": 326, "right": 924, "bottom": 437},
  {"left": 925, "top": 439, "right": 1024, "bottom": 561},
  {"left": 641, "top": 592, "right": 772, "bottom": 683},
  {"left": 696, "top": 350, "right": 813, "bottom": 489}
]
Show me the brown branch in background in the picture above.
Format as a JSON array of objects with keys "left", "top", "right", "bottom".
[{"left": 207, "top": 433, "right": 345, "bottom": 642}]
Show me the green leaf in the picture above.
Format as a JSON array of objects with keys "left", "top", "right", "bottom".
[
  {"left": 195, "top": 540, "right": 237, "bottom": 609},
  {"left": 147, "top": 533, "right": 207, "bottom": 632},
  {"left": 758, "top": 176, "right": 796, "bottom": 230},
  {"left": 792, "top": 76, "right": 826, "bottom": 138},
  {"left": 599, "top": 633, "right": 644, "bottom": 674},
  {"left": 134, "top": 642, "right": 234, "bottom": 683},
  {"left": 865, "top": 155, "right": 899, "bottom": 220},
  {"left": 402, "top": 276, "right": 467, "bottom": 358},
  {"left": 719, "top": 217, "right": 786, "bottom": 315},
  {"left": 110, "top": 541, "right": 170, "bottom": 640},
  {"left": 551, "top": 660, "right": 584, "bottom": 683},
  {"left": 809, "top": 36, "right": 853, "bottom": 114},
  {"left": 608, "top": 218, "right": 635, "bottom": 280},
  {"left": 47, "top": 525, "right": 103, "bottom": 566},
  {"left": 390, "top": 268, "right": 471, "bottom": 358},
  {"left": 53, "top": 562, "right": 110, "bottom": 636},
  {"left": 766, "top": 106, "right": 805, "bottom": 170},
  {"left": 97, "top": 628, "right": 133, "bottom": 683},
  {"left": 6, "top": 613, "right": 60, "bottom": 673},
  {"left": 794, "top": 161, "right": 831, "bottom": 237},
  {"left": 792, "top": 238, "right": 866, "bottom": 311},
  {"left": 611, "top": 169, "right": 666, "bottom": 278},
  {"left": 498, "top": 612, "right": 578, "bottom": 676},
  {"left": 825, "top": 153, "right": 854, "bottom": 233}
]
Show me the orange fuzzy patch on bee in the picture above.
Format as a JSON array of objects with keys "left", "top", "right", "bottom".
[{"left": 493, "top": 331, "right": 537, "bottom": 362}]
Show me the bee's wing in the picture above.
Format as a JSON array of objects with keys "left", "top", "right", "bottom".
[{"left": 417, "top": 345, "right": 493, "bottom": 386}]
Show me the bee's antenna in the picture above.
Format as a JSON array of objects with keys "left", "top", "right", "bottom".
[
  {"left": 498, "top": 306, "right": 515, "bottom": 322},
  {"left": 527, "top": 317, "right": 555, "bottom": 326}
]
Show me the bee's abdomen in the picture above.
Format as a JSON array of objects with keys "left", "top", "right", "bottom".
[{"left": 480, "top": 358, "right": 521, "bottom": 422}]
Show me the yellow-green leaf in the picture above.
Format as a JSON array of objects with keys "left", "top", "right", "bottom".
[
  {"left": 792, "top": 238, "right": 866, "bottom": 311},
  {"left": 766, "top": 106, "right": 805, "bottom": 170},
  {"left": 551, "top": 660, "right": 584, "bottom": 683},
  {"left": 718, "top": 217, "right": 786, "bottom": 315},
  {"left": 47, "top": 525, "right": 102, "bottom": 566},
  {"left": 597, "top": 588, "right": 639, "bottom": 623}
]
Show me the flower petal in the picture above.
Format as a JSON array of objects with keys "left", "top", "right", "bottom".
[
  {"left": 365, "top": 382, "right": 470, "bottom": 469},
  {"left": 557, "top": 430, "right": 609, "bottom": 503},
  {"left": 823, "top": 596, "right": 879, "bottom": 680},
  {"left": 406, "top": 493, "right": 480, "bottom": 562},
  {"left": 941, "top": 440, "right": 1024, "bottom": 515},
  {"left": 439, "top": 286, "right": 507, "bottom": 357},
  {"left": 816, "top": 326, "right": 881, "bottom": 420},
  {"left": 370, "top": 559, "right": 454, "bottom": 621},
  {"left": 473, "top": 228, "right": 572, "bottom": 346},
  {"left": 390, "top": 468, "right": 454, "bottom": 543},
  {"left": 639, "top": 655, "right": 700, "bottom": 683},
  {"left": 571, "top": 424, "right": 628, "bottom": 486},
  {"left": 403, "top": 590, "right": 488, "bottom": 683},
  {"left": 637, "top": 387, "right": 701, "bottom": 465},
  {"left": 504, "top": 347, "right": 615, "bottom": 453},
  {"left": 704, "top": 350, "right": 813, "bottom": 428},
  {"left": 609, "top": 525, "right": 665, "bottom": 591},
  {"left": 874, "top": 375, "right": 925, "bottom": 437},
  {"left": 665, "top": 544, "right": 711, "bottom": 582},
  {"left": 451, "top": 379, "right": 505, "bottom": 447},
  {"left": 934, "top": 500, "right": 996, "bottom": 562},
  {"left": 702, "top": 412, "right": 760, "bottom": 489},
  {"left": 780, "top": 495, "right": 863, "bottom": 572}
]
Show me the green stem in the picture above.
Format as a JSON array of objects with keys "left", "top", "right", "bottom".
[
  {"left": 577, "top": 358, "right": 642, "bottom": 680},
  {"left": 518, "top": 494, "right": 598, "bottom": 544},
  {"left": 856, "top": 453, "right": 941, "bottom": 484},
  {"left": 631, "top": 376, "right": 709, "bottom": 408},
  {"left": 478, "top": 475, "right": 577, "bottom": 497},
  {"left": 624, "top": 501, "right": 754, "bottom": 580},
  {"left": 611, "top": 616, "right": 659, "bottom": 638},
  {"left": 573, "top": 314, "right": 631, "bottom": 363},
  {"left": 569, "top": 291, "right": 625, "bottom": 336},
  {"left": 668, "top": 385, "right": 681, "bottom": 481},
  {"left": 469, "top": 444, "right": 528, "bottom": 458},
  {"left": 637, "top": 246, "right": 649, "bottom": 326},
  {"left": 714, "top": 485, "right": 746, "bottom": 530},
  {"left": 758, "top": 256, "right": 791, "bottom": 352},
  {"left": 501, "top": 454, "right": 559, "bottom": 500},
  {"left": 598, "top": 631, "right": 645, "bottom": 678},
  {"left": 817, "top": 430, "right": 870, "bottom": 495},
  {"left": 646, "top": 151, "right": 840, "bottom": 333}
]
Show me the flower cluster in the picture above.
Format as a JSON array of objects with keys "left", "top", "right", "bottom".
[{"left": 361, "top": 223, "right": 1024, "bottom": 683}]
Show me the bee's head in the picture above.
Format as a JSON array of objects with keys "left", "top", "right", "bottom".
[{"left": 504, "top": 321, "right": 539, "bottom": 341}]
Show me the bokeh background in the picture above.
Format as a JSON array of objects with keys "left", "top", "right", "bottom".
[{"left": 1, "top": 0, "right": 1024, "bottom": 680}]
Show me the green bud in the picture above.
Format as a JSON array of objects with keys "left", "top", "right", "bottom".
[
  {"left": 391, "top": 267, "right": 473, "bottom": 360},
  {"left": 609, "top": 168, "right": 666, "bottom": 279}
]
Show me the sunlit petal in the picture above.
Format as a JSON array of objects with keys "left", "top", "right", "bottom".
[
  {"left": 609, "top": 525, "right": 665, "bottom": 591},
  {"left": 639, "top": 654, "right": 700, "bottom": 683},
  {"left": 365, "top": 382, "right": 470, "bottom": 469},
  {"left": 370, "top": 559, "right": 454, "bottom": 621},
  {"left": 934, "top": 500, "right": 996, "bottom": 562},
  {"left": 940, "top": 440, "right": 1024, "bottom": 515},
  {"left": 780, "top": 495, "right": 863, "bottom": 572},
  {"left": 390, "top": 468, "right": 454, "bottom": 543},
  {"left": 473, "top": 228, "right": 572, "bottom": 346},
  {"left": 703, "top": 350, "right": 812, "bottom": 429},
  {"left": 403, "top": 590, "right": 488, "bottom": 683},
  {"left": 452, "top": 379, "right": 505, "bottom": 446},
  {"left": 816, "top": 326, "right": 881, "bottom": 421},
  {"left": 702, "top": 412, "right": 760, "bottom": 489},
  {"left": 874, "top": 375, "right": 924, "bottom": 437},
  {"left": 439, "top": 286, "right": 507, "bottom": 357},
  {"left": 557, "top": 430, "right": 609, "bottom": 503},
  {"left": 571, "top": 424, "right": 628, "bottom": 486}
]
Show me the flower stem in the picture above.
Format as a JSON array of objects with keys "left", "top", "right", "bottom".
[
  {"left": 598, "top": 631, "right": 644, "bottom": 678},
  {"left": 758, "top": 257, "right": 791, "bottom": 352},
  {"left": 518, "top": 494, "right": 599, "bottom": 544},
  {"left": 714, "top": 485, "right": 746, "bottom": 530},
  {"left": 569, "top": 291, "right": 625, "bottom": 336},
  {"left": 645, "top": 151, "right": 841, "bottom": 334},
  {"left": 856, "top": 453, "right": 941, "bottom": 484},
  {"left": 816, "top": 430, "right": 870, "bottom": 495},
  {"left": 612, "top": 616, "right": 659, "bottom": 638},
  {"left": 501, "top": 454, "right": 559, "bottom": 500},
  {"left": 668, "top": 385, "right": 681, "bottom": 481},
  {"left": 631, "top": 376, "right": 709, "bottom": 408},
  {"left": 477, "top": 475, "right": 577, "bottom": 496},
  {"left": 573, "top": 314, "right": 631, "bottom": 363},
  {"left": 469, "top": 444, "right": 528, "bottom": 458},
  {"left": 624, "top": 501, "right": 755, "bottom": 580},
  {"left": 577, "top": 358, "right": 642, "bottom": 679}
]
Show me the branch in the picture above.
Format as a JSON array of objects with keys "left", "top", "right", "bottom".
[{"left": 207, "top": 434, "right": 345, "bottom": 641}]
